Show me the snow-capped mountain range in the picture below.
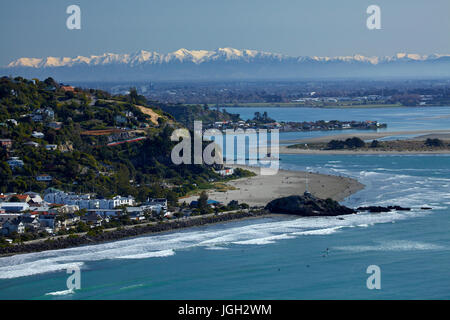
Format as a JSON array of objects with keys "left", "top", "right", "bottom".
[
  {"left": 7, "top": 48, "right": 450, "bottom": 68},
  {"left": 3, "top": 48, "right": 450, "bottom": 81}
]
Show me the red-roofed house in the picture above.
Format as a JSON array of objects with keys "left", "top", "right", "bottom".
[{"left": 61, "top": 85, "right": 75, "bottom": 92}]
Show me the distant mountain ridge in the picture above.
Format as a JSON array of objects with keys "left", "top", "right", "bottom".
[{"left": 3, "top": 48, "right": 450, "bottom": 81}]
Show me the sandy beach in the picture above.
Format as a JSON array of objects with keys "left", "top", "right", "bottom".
[
  {"left": 182, "top": 165, "right": 364, "bottom": 207},
  {"left": 279, "top": 146, "right": 450, "bottom": 155},
  {"left": 279, "top": 129, "right": 450, "bottom": 155},
  {"left": 281, "top": 129, "right": 450, "bottom": 145}
]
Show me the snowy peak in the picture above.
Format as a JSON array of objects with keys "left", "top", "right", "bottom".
[{"left": 5, "top": 48, "right": 450, "bottom": 70}]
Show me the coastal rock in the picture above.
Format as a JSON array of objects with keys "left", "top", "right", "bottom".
[
  {"left": 265, "top": 193, "right": 356, "bottom": 216},
  {"left": 357, "top": 206, "right": 411, "bottom": 213}
]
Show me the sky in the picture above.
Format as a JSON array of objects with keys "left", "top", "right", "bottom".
[{"left": 0, "top": 0, "right": 449, "bottom": 66}]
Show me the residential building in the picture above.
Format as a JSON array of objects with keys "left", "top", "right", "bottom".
[
  {"left": 31, "top": 131, "right": 44, "bottom": 138},
  {"left": 0, "top": 138, "right": 12, "bottom": 149},
  {"left": 44, "top": 191, "right": 135, "bottom": 210},
  {"left": 5, "top": 119, "right": 18, "bottom": 126},
  {"left": 47, "top": 122, "right": 62, "bottom": 130},
  {"left": 215, "top": 167, "right": 234, "bottom": 176},
  {"left": 1, "top": 219, "right": 25, "bottom": 235},
  {"left": 0, "top": 202, "right": 30, "bottom": 213},
  {"left": 7, "top": 157, "right": 24, "bottom": 169},
  {"left": 36, "top": 174, "right": 53, "bottom": 182},
  {"left": 45, "top": 144, "right": 58, "bottom": 151},
  {"left": 23, "top": 141, "right": 39, "bottom": 147}
]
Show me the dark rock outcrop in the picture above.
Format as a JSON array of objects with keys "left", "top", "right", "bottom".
[
  {"left": 265, "top": 193, "right": 356, "bottom": 216},
  {"left": 357, "top": 205, "right": 411, "bottom": 213}
]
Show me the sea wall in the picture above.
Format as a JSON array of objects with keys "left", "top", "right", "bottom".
[{"left": 0, "top": 211, "right": 267, "bottom": 256}]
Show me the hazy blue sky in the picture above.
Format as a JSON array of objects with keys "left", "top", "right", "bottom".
[{"left": 0, "top": 0, "right": 449, "bottom": 66}]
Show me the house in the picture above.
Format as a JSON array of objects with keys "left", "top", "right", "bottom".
[
  {"left": 1, "top": 219, "right": 25, "bottom": 235},
  {"left": 0, "top": 213, "right": 20, "bottom": 224},
  {"left": 36, "top": 174, "right": 53, "bottom": 182},
  {"left": 31, "top": 131, "right": 45, "bottom": 138},
  {"left": 61, "top": 85, "right": 75, "bottom": 92},
  {"left": 45, "top": 144, "right": 58, "bottom": 151},
  {"left": 25, "top": 192, "right": 44, "bottom": 204},
  {"left": 39, "top": 214, "right": 58, "bottom": 230},
  {"left": 44, "top": 191, "right": 135, "bottom": 210},
  {"left": 127, "top": 208, "right": 146, "bottom": 221},
  {"left": 7, "top": 157, "right": 24, "bottom": 169},
  {"left": 146, "top": 198, "right": 168, "bottom": 210},
  {"left": 23, "top": 141, "right": 39, "bottom": 148},
  {"left": 215, "top": 167, "right": 234, "bottom": 176},
  {"left": 49, "top": 204, "right": 79, "bottom": 214},
  {"left": 0, "top": 202, "right": 30, "bottom": 213},
  {"left": 110, "top": 195, "right": 135, "bottom": 208},
  {"left": 114, "top": 115, "right": 127, "bottom": 124},
  {"left": 5, "top": 119, "right": 18, "bottom": 126},
  {"left": 44, "top": 108, "right": 55, "bottom": 120},
  {"left": 32, "top": 113, "right": 43, "bottom": 122},
  {"left": 47, "top": 122, "right": 62, "bottom": 130},
  {"left": 0, "top": 139, "right": 12, "bottom": 149},
  {"left": 14, "top": 194, "right": 31, "bottom": 203},
  {"left": 20, "top": 216, "right": 40, "bottom": 231},
  {"left": 82, "top": 213, "right": 107, "bottom": 227},
  {"left": 190, "top": 199, "right": 223, "bottom": 208},
  {"left": 59, "top": 213, "right": 80, "bottom": 228}
]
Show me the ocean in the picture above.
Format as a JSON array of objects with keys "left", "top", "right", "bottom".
[{"left": 1, "top": 107, "right": 450, "bottom": 299}]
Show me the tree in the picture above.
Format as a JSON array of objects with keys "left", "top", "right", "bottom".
[
  {"left": 197, "top": 191, "right": 209, "bottom": 214},
  {"left": 425, "top": 138, "right": 444, "bottom": 147},
  {"left": 345, "top": 137, "right": 365, "bottom": 149},
  {"left": 370, "top": 140, "right": 380, "bottom": 148},
  {"left": 327, "top": 140, "right": 346, "bottom": 150}
]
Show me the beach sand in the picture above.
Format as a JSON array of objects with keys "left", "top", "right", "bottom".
[
  {"left": 281, "top": 129, "right": 450, "bottom": 145},
  {"left": 279, "top": 129, "right": 450, "bottom": 155},
  {"left": 279, "top": 146, "right": 450, "bottom": 155},
  {"left": 182, "top": 165, "right": 364, "bottom": 207}
]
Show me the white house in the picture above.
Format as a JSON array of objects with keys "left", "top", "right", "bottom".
[
  {"left": 32, "top": 131, "right": 45, "bottom": 138},
  {"left": 44, "top": 191, "right": 135, "bottom": 210},
  {"left": 0, "top": 202, "right": 30, "bottom": 213},
  {"left": 216, "top": 167, "right": 234, "bottom": 176},
  {"left": 6, "top": 119, "right": 18, "bottom": 126}
]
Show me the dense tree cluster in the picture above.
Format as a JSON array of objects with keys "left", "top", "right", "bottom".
[{"left": 0, "top": 77, "right": 251, "bottom": 204}]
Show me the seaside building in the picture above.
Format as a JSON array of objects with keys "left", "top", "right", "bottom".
[
  {"left": 44, "top": 191, "right": 135, "bottom": 210},
  {"left": 0, "top": 202, "right": 30, "bottom": 213}
]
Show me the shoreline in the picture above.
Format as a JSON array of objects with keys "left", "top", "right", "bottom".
[
  {"left": 0, "top": 166, "right": 364, "bottom": 257},
  {"left": 183, "top": 164, "right": 364, "bottom": 206},
  {"left": 280, "top": 146, "right": 450, "bottom": 155},
  {"left": 280, "top": 129, "right": 450, "bottom": 145},
  {"left": 280, "top": 129, "right": 450, "bottom": 155},
  {"left": 0, "top": 210, "right": 273, "bottom": 257}
]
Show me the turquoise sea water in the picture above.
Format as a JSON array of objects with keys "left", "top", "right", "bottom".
[{"left": 1, "top": 107, "right": 450, "bottom": 299}]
